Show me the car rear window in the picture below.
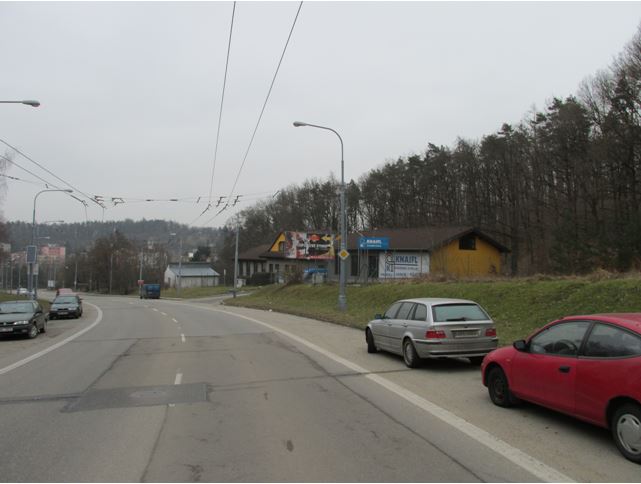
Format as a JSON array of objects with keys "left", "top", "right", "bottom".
[
  {"left": 54, "top": 296, "right": 78, "bottom": 304},
  {"left": 432, "top": 304, "right": 490, "bottom": 322}
]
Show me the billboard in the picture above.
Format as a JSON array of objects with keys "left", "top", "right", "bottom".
[
  {"left": 379, "top": 252, "right": 430, "bottom": 279},
  {"left": 283, "top": 232, "right": 334, "bottom": 260}
]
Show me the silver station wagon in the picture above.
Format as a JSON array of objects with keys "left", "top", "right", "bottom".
[{"left": 365, "top": 298, "right": 498, "bottom": 368}]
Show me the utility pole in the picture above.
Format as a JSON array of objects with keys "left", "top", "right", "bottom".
[
  {"left": 233, "top": 221, "right": 239, "bottom": 298},
  {"left": 139, "top": 249, "right": 144, "bottom": 297},
  {"left": 177, "top": 238, "right": 183, "bottom": 297},
  {"left": 109, "top": 252, "right": 113, "bottom": 294}
]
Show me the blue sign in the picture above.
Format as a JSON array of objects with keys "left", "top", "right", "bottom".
[{"left": 358, "top": 236, "right": 390, "bottom": 250}]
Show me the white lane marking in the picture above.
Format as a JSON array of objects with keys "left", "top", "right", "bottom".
[
  {"left": 180, "top": 333, "right": 186, "bottom": 343},
  {"left": 170, "top": 371, "right": 182, "bottom": 407},
  {"left": 0, "top": 303, "right": 104, "bottom": 376},
  {"left": 160, "top": 312, "right": 167, "bottom": 316},
  {"left": 152, "top": 308, "right": 159, "bottom": 312},
  {"left": 211, "top": 308, "right": 573, "bottom": 483},
  {"left": 172, "top": 318, "right": 178, "bottom": 323}
]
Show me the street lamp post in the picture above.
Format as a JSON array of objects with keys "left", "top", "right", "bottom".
[
  {"left": 169, "top": 233, "right": 183, "bottom": 296},
  {"left": 0, "top": 100, "right": 40, "bottom": 107},
  {"left": 293, "top": 121, "right": 347, "bottom": 311},
  {"left": 30, "top": 189, "right": 72, "bottom": 299}
]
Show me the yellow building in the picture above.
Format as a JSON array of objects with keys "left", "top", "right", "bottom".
[{"left": 346, "top": 226, "right": 509, "bottom": 280}]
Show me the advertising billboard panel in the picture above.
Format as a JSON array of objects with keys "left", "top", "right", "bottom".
[
  {"left": 284, "top": 232, "right": 334, "bottom": 260},
  {"left": 379, "top": 252, "right": 430, "bottom": 279}
]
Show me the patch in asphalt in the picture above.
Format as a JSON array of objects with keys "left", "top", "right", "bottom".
[{"left": 62, "top": 382, "right": 208, "bottom": 412}]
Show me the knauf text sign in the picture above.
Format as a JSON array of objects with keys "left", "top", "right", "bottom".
[{"left": 358, "top": 237, "right": 390, "bottom": 250}]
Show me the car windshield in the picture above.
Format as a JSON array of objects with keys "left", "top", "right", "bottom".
[
  {"left": 54, "top": 296, "right": 77, "bottom": 304},
  {"left": 0, "top": 302, "right": 35, "bottom": 314},
  {"left": 432, "top": 303, "right": 490, "bottom": 322}
]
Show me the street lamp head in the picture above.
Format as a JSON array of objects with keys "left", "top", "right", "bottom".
[
  {"left": 22, "top": 100, "right": 40, "bottom": 107},
  {"left": 293, "top": 121, "right": 307, "bottom": 128}
]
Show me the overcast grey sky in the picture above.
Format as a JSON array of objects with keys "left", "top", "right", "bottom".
[{"left": 1, "top": 1, "right": 640, "bottom": 228}]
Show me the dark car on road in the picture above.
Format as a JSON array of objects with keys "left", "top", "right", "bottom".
[
  {"left": 482, "top": 313, "right": 641, "bottom": 464},
  {"left": 0, "top": 300, "right": 48, "bottom": 338},
  {"left": 49, "top": 294, "right": 83, "bottom": 319}
]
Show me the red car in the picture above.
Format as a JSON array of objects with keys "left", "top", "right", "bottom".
[{"left": 482, "top": 314, "right": 641, "bottom": 464}]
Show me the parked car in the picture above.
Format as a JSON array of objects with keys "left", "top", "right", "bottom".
[
  {"left": 17, "top": 287, "right": 31, "bottom": 296},
  {"left": 141, "top": 283, "right": 161, "bottom": 299},
  {"left": 49, "top": 294, "right": 83, "bottom": 319},
  {"left": 56, "top": 288, "right": 74, "bottom": 296},
  {"left": 0, "top": 300, "right": 47, "bottom": 338},
  {"left": 366, "top": 298, "right": 498, "bottom": 368},
  {"left": 482, "top": 314, "right": 641, "bottom": 464}
]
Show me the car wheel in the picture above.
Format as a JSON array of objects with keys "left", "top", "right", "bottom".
[
  {"left": 612, "top": 403, "right": 641, "bottom": 463},
  {"left": 28, "top": 323, "right": 39, "bottom": 339},
  {"left": 402, "top": 338, "right": 420, "bottom": 368},
  {"left": 40, "top": 320, "right": 47, "bottom": 334},
  {"left": 487, "top": 367, "right": 518, "bottom": 407},
  {"left": 469, "top": 356, "right": 484, "bottom": 366},
  {"left": 366, "top": 328, "right": 378, "bottom": 354}
]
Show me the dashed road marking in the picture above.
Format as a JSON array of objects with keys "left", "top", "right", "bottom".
[
  {"left": 160, "top": 312, "right": 167, "bottom": 316},
  {"left": 174, "top": 371, "right": 183, "bottom": 385},
  {"left": 180, "top": 333, "right": 186, "bottom": 343},
  {"left": 152, "top": 308, "right": 159, "bottom": 312},
  {"left": 172, "top": 318, "right": 178, "bottom": 323}
]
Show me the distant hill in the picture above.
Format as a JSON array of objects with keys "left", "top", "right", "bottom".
[{"left": 5, "top": 219, "right": 220, "bottom": 255}]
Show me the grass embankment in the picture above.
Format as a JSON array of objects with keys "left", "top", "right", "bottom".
[
  {"left": 162, "top": 285, "right": 241, "bottom": 299},
  {"left": 224, "top": 276, "right": 641, "bottom": 344}
]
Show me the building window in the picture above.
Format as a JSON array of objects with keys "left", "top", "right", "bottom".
[
  {"left": 459, "top": 235, "right": 476, "bottom": 251},
  {"left": 278, "top": 241, "right": 285, "bottom": 252},
  {"left": 275, "top": 264, "right": 280, "bottom": 272},
  {"left": 269, "top": 263, "right": 273, "bottom": 273}
]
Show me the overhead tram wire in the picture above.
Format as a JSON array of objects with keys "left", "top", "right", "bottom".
[
  {"left": 191, "top": 1, "right": 237, "bottom": 227},
  {"left": 0, "top": 137, "right": 105, "bottom": 208},
  {"left": 202, "top": 1, "right": 304, "bottom": 227},
  {"left": 0, "top": 153, "right": 76, "bottom": 194}
]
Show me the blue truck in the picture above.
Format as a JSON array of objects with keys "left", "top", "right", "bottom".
[{"left": 141, "top": 284, "right": 161, "bottom": 299}]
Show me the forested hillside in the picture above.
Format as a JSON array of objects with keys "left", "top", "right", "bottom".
[
  {"left": 221, "top": 26, "right": 641, "bottom": 276},
  {"left": 7, "top": 219, "right": 219, "bottom": 254}
]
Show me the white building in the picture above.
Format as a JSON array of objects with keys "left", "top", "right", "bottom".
[{"left": 164, "top": 262, "right": 220, "bottom": 288}]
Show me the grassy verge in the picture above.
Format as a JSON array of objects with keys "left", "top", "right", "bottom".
[
  {"left": 224, "top": 276, "right": 641, "bottom": 345},
  {"left": 161, "top": 285, "right": 245, "bottom": 299}
]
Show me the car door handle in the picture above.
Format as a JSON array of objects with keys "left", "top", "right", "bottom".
[
  {"left": 559, "top": 365, "right": 571, "bottom": 373},
  {"left": 402, "top": 323, "right": 408, "bottom": 327}
]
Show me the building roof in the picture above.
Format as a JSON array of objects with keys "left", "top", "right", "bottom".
[
  {"left": 166, "top": 263, "right": 220, "bottom": 277},
  {"left": 237, "top": 244, "right": 271, "bottom": 261},
  {"left": 347, "top": 226, "right": 510, "bottom": 253}
]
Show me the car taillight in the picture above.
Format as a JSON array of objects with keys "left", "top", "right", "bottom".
[
  {"left": 485, "top": 328, "right": 497, "bottom": 337},
  {"left": 425, "top": 330, "right": 446, "bottom": 339}
]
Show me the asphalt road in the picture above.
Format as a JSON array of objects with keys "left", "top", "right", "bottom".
[{"left": 0, "top": 294, "right": 636, "bottom": 482}]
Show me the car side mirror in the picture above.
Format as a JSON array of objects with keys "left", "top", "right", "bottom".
[
  {"left": 374, "top": 313, "right": 383, "bottom": 320},
  {"left": 513, "top": 339, "right": 528, "bottom": 352}
]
